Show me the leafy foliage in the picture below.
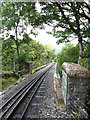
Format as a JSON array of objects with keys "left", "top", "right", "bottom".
[
  {"left": 2, "top": 37, "right": 55, "bottom": 71},
  {"left": 1, "top": 2, "right": 47, "bottom": 71},
  {"left": 1, "top": 2, "right": 41, "bottom": 58},
  {"left": 39, "top": 2, "right": 90, "bottom": 59},
  {"left": 57, "top": 42, "right": 90, "bottom": 110},
  {"left": 79, "top": 42, "right": 90, "bottom": 69},
  {"left": 57, "top": 43, "right": 79, "bottom": 68}
]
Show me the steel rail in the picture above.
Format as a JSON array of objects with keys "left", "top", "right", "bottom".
[
  {"left": 0, "top": 63, "right": 52, "bottom": 112},
  {"left": 8, "top": 63, "right": 55, "bottom": 120},
  {"left": 0, "top": 73, "right": 44, "bottom": 119},
  {"left": 21, "top": 64, "right": 54, "bottom": 120},
  {"left": 0, "top": 64, "right": 51, "bottom": 110},
  {"left": 0, "top": 63, "right": 55, "bottom": 120}
]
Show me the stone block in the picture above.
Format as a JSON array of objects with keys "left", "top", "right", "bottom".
[{"left": 61, "top": 62, "right": 89, "bottom": 106}]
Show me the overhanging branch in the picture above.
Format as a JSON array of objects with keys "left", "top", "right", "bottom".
[{"left": 56, "top": 2, "right": 78, "bottom": 35}]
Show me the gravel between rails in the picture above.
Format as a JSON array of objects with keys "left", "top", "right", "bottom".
[
  {"left": 1, "top": 63, "right": 71, "bottom": 119},
  {"left": 0, "top": 63, "right": 51, "bottom": 107},
  {"left": 38, "top": 64, "right": 67, "bottom": 119},
  {"left": 24, "top": 63, "right": 69, "bottom": 119}
]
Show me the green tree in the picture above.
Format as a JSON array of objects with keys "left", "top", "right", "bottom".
[
  {"left": 1, "top": 2, "right": 38, "bottom": 56},
  {"left": 2, "top": 39, "right": 17, "bottom": 71},
  {"left": 2, "top": 37, "right": 55, "bottom": 71},
  {"left": 44, "top": 44, "right": 55, "bottom": 61},
  {"left": 57, "top": 43, "right": 79, "bottom": 68},
  {"left": 39, "top": 2, "right": 90, "bottom": 61},
  {"left": 79, "top": 42, "right": 90, "bottom": 69},
  {"left": 1, "top": 2, "right": 40, "bottom": 70}
]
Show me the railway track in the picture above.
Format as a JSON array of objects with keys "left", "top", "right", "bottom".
[{"left": 0, "top": 62, "right": 55, "bottom": 120}]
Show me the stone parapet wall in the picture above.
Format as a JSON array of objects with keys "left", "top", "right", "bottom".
[
  {"left": 61, "top": 70, "right": 67, "bottom": 105},
  {"left": 61, "top": 62, "right": 89, "bottom": 105}
]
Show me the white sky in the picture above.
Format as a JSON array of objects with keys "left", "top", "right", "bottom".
[
  {"left": 1, "top": 2, "right": 78, "bottom": 54},
  {"left": 1, "top": 22, "right": 78, "bottom": 54},
  {"left": 33, "top": 2, "right": 78, "bottom": 54},
  {"left": 30, "top": 24, "right": 78, "bottom": 54},
  {"left": 30, "top": 26, "right": 64, "bottom": 54}
]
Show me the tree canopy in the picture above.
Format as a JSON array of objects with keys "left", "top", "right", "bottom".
[
  {"left": 38, "top": 1, "right": 90, "bottom": 60},
  {"left": 1, "top": 1, "right": 90, "bottom": 71},
  {"left": 1, "top": 2, "right": 40, "bottom": 57},
  {"left": 1, "top": 2, "right": 55, "bottom": 71},
  {"left": 2, "top": 37, "right": 55, "bottom": 71},
  {"left": 57, "top": 43, "right": 79, "bottom": 68}
]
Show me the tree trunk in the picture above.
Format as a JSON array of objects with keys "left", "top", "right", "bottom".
[
  {"left": 15, "top": 25, "right": 20, "bottom": 57},
  {"left": 15, "top": 25, "right": 22, "bottom": 70},
  {"left": 13, "top": 61, "right": 15, "bottom": 72},
  {"left": 78, "top": 39, "right": 83, "bottom": 64},
  {"left": 16, "top": 41, "right": 20, "bottom": 57}
]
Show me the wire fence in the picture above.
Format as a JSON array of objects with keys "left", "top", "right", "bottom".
[
  {"left": 68, "top": 89, "right": 90, "bottom": 119},
  {"left": 56, "top": 64, "right": 90, "bottom": 119}
]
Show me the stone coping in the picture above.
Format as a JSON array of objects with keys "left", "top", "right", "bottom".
[{"left": 62, "top": 62, "right": 90, "bottom": 77}]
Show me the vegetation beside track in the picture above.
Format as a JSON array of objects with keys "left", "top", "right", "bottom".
[
  {"left": 57, "top": 42, "right": 90, "bottom": 113},
  {"left": 2, "top": 77, "right": 21, "bottom": 91}
]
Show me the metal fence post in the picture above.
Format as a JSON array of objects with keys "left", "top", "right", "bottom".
[
  {"left": 56, "top": 65, "right": 58, "bottom": 81},
  {"left": 59, "top": 69, "right": 62, "bottom": 85},
  {"left": 66, "top": 73, "right": 68, "bottom": 111}
]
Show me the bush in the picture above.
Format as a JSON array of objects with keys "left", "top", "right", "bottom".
[
  {"left": 2, "top": 77, "right": 19, "bottom": 91},
  {"left": 79, "top": 58, "right": 89, "bottom": 69},
  {"left": 57, "top": 43, "right": 79, "bottom": 68}
]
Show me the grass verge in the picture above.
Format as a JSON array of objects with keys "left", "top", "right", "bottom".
[{"left": 1, "top": 77, "right": 22, "bottom": 92}]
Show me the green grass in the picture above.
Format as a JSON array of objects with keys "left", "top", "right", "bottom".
[{"left": 1, "top": 77, "right": 21, "bottom": 91}]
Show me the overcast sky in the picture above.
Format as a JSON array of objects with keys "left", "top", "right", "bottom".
[
  {"left": 30, "top": 24, "right": 78, "bottom": 54},
  {"left": 2, "top": 2, "right": 78, "bottom": 54},
  {"left": 32, "top": 2, "right": 78, "bottom": 54}
]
